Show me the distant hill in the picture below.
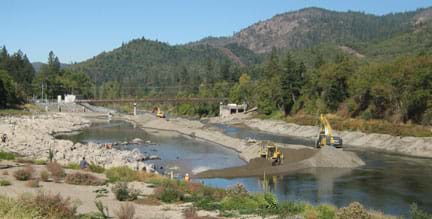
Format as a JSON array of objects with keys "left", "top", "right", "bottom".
[
  {"left": 71, "top": 7, "right": 432, "bottom": 87},
  {"left": 192, "top": 7, "right": 432, "bottom": 54}
]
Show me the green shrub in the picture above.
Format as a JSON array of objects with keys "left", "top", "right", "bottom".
[
  {"left": 65, "top": 172, "right": 105, "bottom": 186},
  {"left": 410, "top": 203, "right": 432, "bottom": 219},
  {"left": 111, "top": 182, "right": 140, "bottom": 201},
  {"left": 317, "top": 204, "right": 337, "bottom": 219},
  {"left": 0, "top": 179, "right": 11, "bottom": 186},
  {"left": 35, "top": 160, "right": 47, "bottom": 165},
  {"left": 153, "top": 181, "right": 184, "bottom": 203},
  {"left": 89, "top": 163, "right": 105, "bottom": 173},
  {"left": 278, "top": 201, "right": 307, "bottom": 216},
  {"left": 0, "top": 151, "right": 15, "bottom": 160},
  {"left": 105, "top": 166, "right": 137, "bottom": 183},
  {"left": 13, "top": 166, "right": 33, "bottom": 181},
  {"left": 64, "top": 163, "right": 80, "bottom": 170}
]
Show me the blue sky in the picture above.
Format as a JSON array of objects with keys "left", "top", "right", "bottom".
[{"left": 1, "top": 0, "right": 431, "bottom": 63}]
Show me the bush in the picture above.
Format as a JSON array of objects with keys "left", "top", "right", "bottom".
[
  {"left": 40, "top": 170, "right": 49, "bottom": 182},
  {"left": 35, "top": 160, "right": 47, "bottom": 165},
  {"left": 0, "top": 179, "right": 11, "bottom": 186},
  {"left": 15, "top": 158, "right": 34, "bottom": 164},
  {"left": 89, "top": 163, "right": 105, "bottom": 173},
  {"left": 111, "top": 182, "right": 140, "bottom": 201},
  {"left": 115, "top": 202, "right": 136, "bottom": 219},
  {"left": 106, "top": 166, "right": 137, "bottom": 183},
  {"left": 64, "top": 163, "right": 80, "bottom": 170},
  {"left": 336, "top": 202, "right": 371, "bottom": 219},
  {"left": 19, "top": 192, "right": 77, "bottom": 218},
  {"left": 153, "top": 180, "right": 184, "bottom": 203},
  {"left": 0, "top": 151, "right": 15, "bottom": 160},
  {"left": 410, "top": 203, "right": 432, "bottom": 219},
  {"left": 26, "top": 179, "right": 40, "bottom": 188},
  {"left": 46, "top": 162, "right": 65, "bottom": 182},
  {"left": 13, "top": 166, "right": 33, "bottom": 181},
  {"left": 65, "top": 172, "right": 105, "bottom": 186}
]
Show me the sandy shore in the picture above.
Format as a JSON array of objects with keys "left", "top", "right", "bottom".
[
  {"left": 209, "top": 114, "right": 432, "bottom": 158},
  {"left": 0, "top": 113, "right": 147, "bottom": 168}
]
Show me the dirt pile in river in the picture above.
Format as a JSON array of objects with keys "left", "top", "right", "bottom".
[{"left": 196, "top": 147, "right": 365, "bottom": 178}]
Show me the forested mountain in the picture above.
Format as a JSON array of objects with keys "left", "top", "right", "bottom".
[
  {"left": 193, "top": 7, "right": 432, "bottom": 53},
  {"left": 72, "top": 38, "right": 246, "bottom": 97}
]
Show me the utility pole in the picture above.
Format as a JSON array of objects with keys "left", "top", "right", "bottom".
[{"left": 41, "top": 83, "right": 44, "bottom": 101}]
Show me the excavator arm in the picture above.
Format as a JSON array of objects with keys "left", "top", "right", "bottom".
[{"left": 316, "top": 114, "right": 343, "bottom": 148}]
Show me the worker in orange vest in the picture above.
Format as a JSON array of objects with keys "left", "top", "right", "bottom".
[{"left": 184, "top": 173, "right": 190, "bottom": 182}]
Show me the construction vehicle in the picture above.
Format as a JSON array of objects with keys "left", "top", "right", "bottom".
[
  {"left": 316, "top": 114, "right": 343, "bottom": 148},
  {"left": 152, "top": 107, "right": 165, "bottom": 118},
  {"left": 259, "top": 142, "right": 284, "bottom": 166}
]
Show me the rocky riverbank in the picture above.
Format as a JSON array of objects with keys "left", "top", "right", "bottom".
[
  {"left": 209, "top": 114, "right": 432, "bottom": 158},
  {"left": 0, "top": 113, "right": 146, "bottom": 168}
]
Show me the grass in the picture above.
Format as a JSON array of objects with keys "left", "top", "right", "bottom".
[
  {"left": 0, "top": 151, "right": 15, "bottom": 160},
  {"left": 64, "top": 162, "right": 80, "bottom": 170},
  {"left": 259, "top": 113, "right": 432, "bottom": 137},
  {"left": 0, "top": 179, "right": 11, "bottom": 186},
  {"left": 105, "top": 166, "right": 137, "bottom": 183}
]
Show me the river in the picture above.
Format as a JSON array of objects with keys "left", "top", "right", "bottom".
[{"left": 58, "top": 119, "right": 432, "bottom": 217}]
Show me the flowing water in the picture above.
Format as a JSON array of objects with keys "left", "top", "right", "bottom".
[{"left": 59, "top": 120, "right": 432, "bottom": 216}]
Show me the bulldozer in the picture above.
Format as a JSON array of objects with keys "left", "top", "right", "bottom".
[
  {"left": 316, "top": 114, "right": 343, "bottom": 148},
  {"left": 152, "top": 107, "right": 166, "bottom": 118},
  {"left": 259, "top": 142, "right": 284, "bottom": 166}
]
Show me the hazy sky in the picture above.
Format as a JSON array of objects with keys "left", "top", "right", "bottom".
[{"left": 1, "top": 0, "right": 431, "bottom": 63}]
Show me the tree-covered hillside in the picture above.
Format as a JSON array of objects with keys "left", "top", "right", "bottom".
[
  {"left": 72, "top": 38, "right": 247, "bottom": 97},
  {"left": 194, "top": 7, "right": 432, "bottom": 53}
]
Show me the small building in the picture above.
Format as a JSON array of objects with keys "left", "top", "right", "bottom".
[
  {"left": 219, "top": 103, "right": 247, "bottom": 117},
  {"left": 64, "top": 94, "right": 76, "bottom": 103}
]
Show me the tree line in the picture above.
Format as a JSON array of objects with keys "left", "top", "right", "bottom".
[{"left": 0, "top": 47, "right": 94, "bottom": 108}]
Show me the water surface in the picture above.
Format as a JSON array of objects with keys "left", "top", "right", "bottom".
[{"left": 59, "top": 120, "right": 432, "bottom": 216}]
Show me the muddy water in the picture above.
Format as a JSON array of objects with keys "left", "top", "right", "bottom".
[{"left": 59, "top": 120, "right": 432, "bottom": 216}]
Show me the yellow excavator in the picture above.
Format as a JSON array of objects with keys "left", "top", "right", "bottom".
[
  {"left": 259, "top": 142, "right": 284, "bottom": 166},
  {"left": 152, "top": 107, "right": 165, "bottom": 118},
  {"left": 316, "top": 114, "right": 343, "bottom": 148}
]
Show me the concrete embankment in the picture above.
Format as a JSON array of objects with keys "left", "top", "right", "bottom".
[
  {"left": 210, "top": 115, "right": 432, "bottom": 158},
  {"left": 0, "top": 113, "right": 146, "bottom": 168},
  {"left": 125, "top": 114, "right": 365, "bottom": 177}
]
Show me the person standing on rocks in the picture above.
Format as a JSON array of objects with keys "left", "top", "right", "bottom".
[{"left": 80, "top": 157, "right": 89, "bottom": 170}]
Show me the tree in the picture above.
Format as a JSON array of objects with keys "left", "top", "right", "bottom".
[
  {"left": 0, "top": 70, "right": 19, "bottom": 108},
  {"left": 280, "top": 53, "right": 305, "bottom": 115}
]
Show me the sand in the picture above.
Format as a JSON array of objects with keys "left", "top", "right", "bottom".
[{"left": 196, "top": 147, "right": 365, "bottom": 178}]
